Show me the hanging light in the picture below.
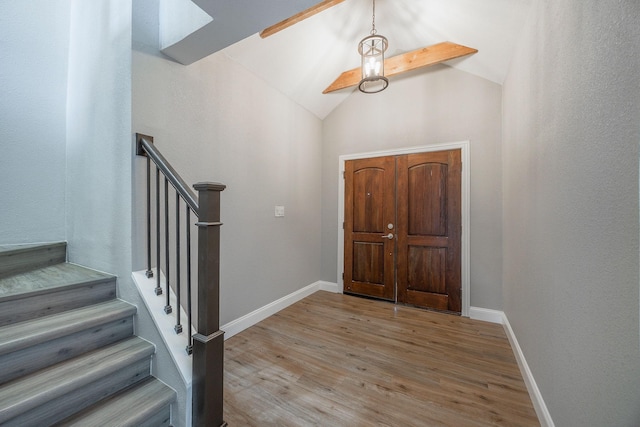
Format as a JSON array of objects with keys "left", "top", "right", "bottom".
[{"left": 358, "top": 0, "right": 388, "bottom": 93}]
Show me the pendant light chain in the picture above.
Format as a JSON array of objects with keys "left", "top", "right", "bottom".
[{"left": 370, "top": 0, "right": 377, "bottom": 35}]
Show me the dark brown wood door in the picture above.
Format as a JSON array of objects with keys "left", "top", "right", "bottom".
[
  {"left": 343, "top": 156, "right": 396, "bottom": 301},
  {"left": 344, "top": 149, "right": 462, "bottom": 313},
  {"left": 396, "top": 150, "right": 462, "bottom": 312}
]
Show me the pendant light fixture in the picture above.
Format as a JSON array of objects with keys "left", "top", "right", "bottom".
[{"left": 358, "top": 0, "right": 388, "bottom": 93}]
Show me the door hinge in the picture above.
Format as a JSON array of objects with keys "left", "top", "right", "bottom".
[
  {"left": 342, "top": 171, "right": 345, "bottom": 178},
  {"left": 342, "top": 272, "right": 344, "bottom": 280},
  {"left": 342, "top": 221, "right": 345, "bottom": 229}
]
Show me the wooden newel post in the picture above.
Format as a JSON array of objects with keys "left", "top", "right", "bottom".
[{"left": 192, "top": 182, "right": 227, "bottom": 427}]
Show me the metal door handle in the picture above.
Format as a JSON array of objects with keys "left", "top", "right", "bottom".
[{"left": 381, "top": 233, "right": 394, "bottom": 240}]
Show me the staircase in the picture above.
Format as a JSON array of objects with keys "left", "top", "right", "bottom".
[{"left": 0, "top": 242, "right": 176, "bottom": 426}]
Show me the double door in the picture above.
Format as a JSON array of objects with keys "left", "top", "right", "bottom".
[{"left": 343, "top": 149, "right": 462, "bottom": 313}]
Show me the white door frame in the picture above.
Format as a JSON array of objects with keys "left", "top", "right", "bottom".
[{"left": 337, "top": 141, "right": 471, "bottom": 317}]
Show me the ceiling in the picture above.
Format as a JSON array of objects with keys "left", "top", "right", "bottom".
[{"left": 162, "top": 0, "right": 533, "bottom": 119}]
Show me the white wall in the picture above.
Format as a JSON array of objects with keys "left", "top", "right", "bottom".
[
  {"left": 322, "top": 65, "right": 504, "bottom": 310},
  {"left": 132, "top": 50, "right": 323, "bottom": 326},
  {"left": 502, "top": 0, "right": 640, "bottom": 425},
  {"left": 0, "top": 0, "right": 70, "bottom": 244},
  {"left": 66, "top": 0, "right": 133, "bottom": 275}
]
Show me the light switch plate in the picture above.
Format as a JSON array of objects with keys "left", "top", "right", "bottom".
[{"left": 275, "top": 205, "right": 285, "bottom": 217}]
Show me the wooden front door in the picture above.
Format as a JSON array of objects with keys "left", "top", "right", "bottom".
[
  {"left": 344, "top": 150, "right": 462, "bottom": 313},
  {"left": 343, "top": 156, "right": 396, "bottom": 301},
  {"left": 396, "top": 150, "right": 462, "bottom": 312}
]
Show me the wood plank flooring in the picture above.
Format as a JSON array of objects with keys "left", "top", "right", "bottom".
[{"left": 223, "top": 291, "right": 539, "bottom": 426}]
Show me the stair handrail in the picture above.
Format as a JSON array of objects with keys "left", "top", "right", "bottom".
[
  {"left": 136, "top": 133, "right": 226, "bottom": 427},
  {"left": 137, "top": 135, "right": 198, "bottom": 212}
]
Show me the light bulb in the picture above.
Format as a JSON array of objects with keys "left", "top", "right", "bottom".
[{"left": 368, "top": 57, "right": 376, "bottom": 76}]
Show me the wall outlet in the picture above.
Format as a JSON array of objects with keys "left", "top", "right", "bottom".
[{"left": 275, "top": 205, "right": 285, "bottom": 217}]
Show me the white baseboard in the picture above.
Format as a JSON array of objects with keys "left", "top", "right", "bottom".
[
  {"left": 317, "top": 281, "right": 339, "bottom": 293},
  {"left": 221, "top": 281, "right": 339, "bottom": 339},
  {"left": 469, "top": 306, "right": 553, "bottom": 426},
  {"left": 469, "top": 306, "right": 504, "bottom": 324},
  {"left": 502, "top": 313, "right": 555, "bottom": 427}
]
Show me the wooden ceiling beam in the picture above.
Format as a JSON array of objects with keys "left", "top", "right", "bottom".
[
  {"left": 323, "top": 42, "right": 478, "bottom": 94},
  {"left": 260, "top": 0, "right": 346, "bottom": 38}
]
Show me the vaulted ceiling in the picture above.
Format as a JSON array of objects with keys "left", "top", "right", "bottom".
[{"left": 161, "top": 0, "right": 532, "bottom": 119}]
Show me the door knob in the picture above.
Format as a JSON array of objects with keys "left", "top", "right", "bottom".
[{"left": 381, "top": 233, "right": 394, "bottom": 240}]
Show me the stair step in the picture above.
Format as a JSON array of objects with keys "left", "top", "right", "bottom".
[
  {"left": 0, "top": 243, "right": 173, "bottom": 425},
  {"left": 0, "top": 262, "right": 113, "bottom": 301},
  {"left": 0, "top": 299, "right": 137, "bottom": 384},
  {"left": 55, "top": 377, "right": 176, "bottom": 427},
  {"left": 0, "top": 242, "right": 66, "bottom": 278},
  {"left": 0, "top": 337, "right": 155, "bottom": 426},
  {"left": 0, "top": 263, "right": 116, "bottom": 326}
]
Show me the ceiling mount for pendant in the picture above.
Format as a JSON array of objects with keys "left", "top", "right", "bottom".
[{"left": 358, "top": 0, "right": 388, "bottom": 93}]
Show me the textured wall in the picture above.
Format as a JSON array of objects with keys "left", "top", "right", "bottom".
[
  {"left": 65, "top": 0, "right": 133, "bottom": 300},
  {"left": 132, "top": 49, "right": 323, "bottom": 326},
  {"left": 502, "top": 0, "right": 640, "bottom": 424},
  {"left": 0, "top": 0, "right": 70, "bottom": 244},
  {"left": 322, "top": 65, "right": 504, "bottom": 310}
]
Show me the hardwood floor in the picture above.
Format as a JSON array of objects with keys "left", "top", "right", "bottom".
[{"left": 223, "top": 291, "right": 539, "bottom": 426}]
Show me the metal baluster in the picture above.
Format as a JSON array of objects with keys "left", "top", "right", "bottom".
[
  {"left": 164, "top": 177, "right": 172, "bottom": 314},
  {"left": 175, "top": 192, "right": 182, "bottom": 334},
  {"left": 145, "top": 156, "right": 153, "bottom": 278},
  {"left": 186, "top": 207, "right": 193, "bottom": 355},
  {"left": 155, "top": 167, "right": 162, "bottom": 295}
]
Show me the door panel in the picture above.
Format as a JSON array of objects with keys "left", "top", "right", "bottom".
[
  {"left": 352, "top": 241, "right": 385, "bottom": 284},
  {"left": 407, "top": 246, "right": 446, "bottom": 294},
  {"left": 344, "top": 156, "right": 395, "bottom": 301},
  {"left": 353, "top": 168, "right": 385, "bottom": 233},
  {"left": 408, "top": 163, "right": 447, "bottom": 236},
  {"left": 397, "top": 150, "right": 462, "bottom": 313}
]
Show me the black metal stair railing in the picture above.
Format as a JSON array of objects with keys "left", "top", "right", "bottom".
[{"left": 136, "top": 133, "right": 226, "bottom": 427}]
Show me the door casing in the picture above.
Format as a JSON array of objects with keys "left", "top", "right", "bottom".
[{"left": 337, "top": 141, "right": 470, "bottom": 317}]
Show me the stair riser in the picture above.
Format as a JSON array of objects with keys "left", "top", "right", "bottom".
[
  {"left": 139, "top": 406, "right": 172, "bottom": 427},
  {"left": 55, "top": 377, "right": 176, "bottom": 426},
  {"left": 0, "top": 317, "right": 134, "bottom": 385},
  {"left": 59, "top": 404, "right": 172, "bottom": 427},
  {"left": 0, "top": 243, "right": 66, "bottom": 278},
  {"left": 0, "top": 280, "right": 116, "bottom": 327},
  {"left": 2, "top": 358, "right": 151, "bottom": 427}
]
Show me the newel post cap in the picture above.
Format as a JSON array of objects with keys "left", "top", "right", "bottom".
[{"left": 193, "top": 182, "right": 226, "bottom": 192}]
